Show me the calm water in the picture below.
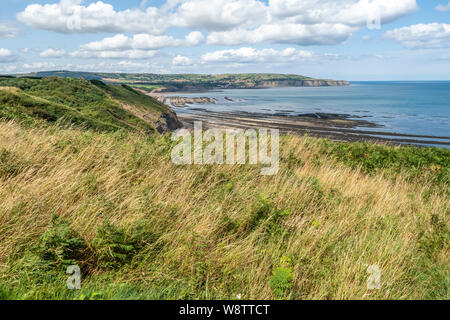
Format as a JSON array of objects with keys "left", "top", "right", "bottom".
[{"left": 172, "top": 81, "right": 450, "bottom": 138}]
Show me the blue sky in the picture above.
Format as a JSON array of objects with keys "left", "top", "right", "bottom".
[{"left": 0, "top": 0, "right": 449, "bottom": 80}]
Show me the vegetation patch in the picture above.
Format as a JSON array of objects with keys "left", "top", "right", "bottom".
[
  {"left": 269, "top": 256, "right": 294, "bottom": 298},
  {"left": 37, "top": 215, "right": 88, "bottom": 268},
  {"left": 319, "top": 140, "right": 450, "bottom": 188},
  {"left": 93, "top": 220, "right": 158, "bottom": 269}
]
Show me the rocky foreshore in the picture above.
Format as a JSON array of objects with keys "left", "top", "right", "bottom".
[
  {"left": 177, "top": 110, "right": 450, "bottom": 147},
  {"left": 152, "top": 96, "right": 216, "bottom": 107}
]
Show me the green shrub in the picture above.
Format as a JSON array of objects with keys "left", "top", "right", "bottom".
[
  {"left": 245, "top": 195, "right": 292, "bottom": 238},
  {"left": 284, "top": 150, "right": 304, "bottom": 169},
  {"left": 246, "top": 195, "right": 273, "bottom": 232},
  {"left": 93, "top": 220, "right": 157, "bottom": 269},
  {"left": 128, "top": 219, "right": 160, "bottom": 252},
  {"left": 93, "top": 222, "right": 134, "bottom": 269},
  {"left": 418, "top": 214, "right": 449, "bottom": 259},
  {"left": 319, "top": 140, "right": 450, "bottom": 187},
  {"left": 216, "top": 215, "right": 240, "bottom": 237},
  {"left": 269, "top": 256, "right": 294, "bottom": 298},
  {"left": 0, "top": 282, "right": 13, "bottom": 300},
  {"left": 37, "top": 215, "right": 88, "bottom": 268},
  {"left": 74, "top": 291, "right": 104, "bottom": 300}
]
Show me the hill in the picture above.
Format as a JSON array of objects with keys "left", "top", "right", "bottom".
[
  {"left": 11, "top": 71, "right": 350, "bottom": 92},
  {"left": 0, "top": 76, "right": 181, "bottom": 133}
]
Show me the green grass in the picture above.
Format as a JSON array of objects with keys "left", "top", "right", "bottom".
[
  {"left": 128, "top": 84, "right": 164, "bottom": 92},
  {"left": 317, "top": 139, "right": 449, "bottom": 188},
  {"left": 0, "top": 76, "right": 174, "bottom": 133},
  {"left": 0, "top": 119, "right": 448, "bottom": 300}
]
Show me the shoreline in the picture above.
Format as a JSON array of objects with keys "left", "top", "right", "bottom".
[
  {"left": 176, "top": 110, "right": 450, "bottom": 147},
  {"left": 137, "top": 89, "right": 450, "bottom": 148}
]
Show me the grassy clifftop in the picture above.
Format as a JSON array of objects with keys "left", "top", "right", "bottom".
[
  {"left": 0, "top": 119, "right": 448, "bottom": 300},
  {"left": 0, "top": 76, "right": 181, "bottom": 133}
]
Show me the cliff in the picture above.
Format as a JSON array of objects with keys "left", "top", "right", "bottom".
[{"left": 252, "top": 79, "right": 349, "bottom": 88}]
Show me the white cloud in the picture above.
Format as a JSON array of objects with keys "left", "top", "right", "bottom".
[
  {"left": 172, "top": 0, "right": 417, "bottom": 32},
  {"left": 40, "top": 48, "right": 67, "bottom": 58},
  {"left": 206, "top": 0, "right": 417, "bottom": 46},
  {"left": 132, "top": 34, "right": 177, "bottom": 50},
  {"left": 22, "top": 62, "right": 57, "bottom": 70},
  {"left": 70, "top": 49, "right": 158, "bottom": 60},
  {"left": 173, "top": 55, "right": 194, "bottom": 66},
  {"left": 3, "top": 59, "right": 170, "bottom": 74},
  {"left": 0, "top": 48, "right": 16, "bottom": 63},
  {"left": 71, "top": 31, "right": 203, "bottom": 60},
  {"left": 0, "top": 22, "right": 20, "bottom": 39},
  {"left": 86, "top": 60, "right": 169, "bottom": 73},
  {"left": 0, "top": 65, "right": 17, "bottom": 73},
  {"left": 268, "top": 0, "right": 417, "bottom": 26},
  {"left": 16, "top": 0, "right": 417, "bottom": 48},
  {"left": 63, "top": 60, "right": 170, "bottom": 73},
  {"left": 200, "top": 0, "right": 416, "bottom": 45},
  {"left": 185, "top": 31, "right": 204, "bottom": 46},
  {"left": 384, "top": 23, "right": 450, "bottom": 48},
  {"left": 79, "top": 34, "right": 131, "bottom": 51},
  {"left": 208, "top": 23, "right": 356, "bottom": 46},
  {"left": 436, "top": 2, "right": 450, "bottom": 12},
  {"left": 172, "top": 0, "right": 268, "bottom": 30},
  {"left": 17, "top": 0, "right": 167, "bottom": 35},
  {"left": 79, "top": 31, "right": 203, "bottom": 52},
  {"left": 201, "top": 47, "right": 317, "bottom": 64}
]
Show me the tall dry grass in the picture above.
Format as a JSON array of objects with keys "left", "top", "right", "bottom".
[{"left": 0, "top": 120, "right": 448, "bottom": 299}]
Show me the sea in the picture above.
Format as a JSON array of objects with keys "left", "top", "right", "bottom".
[{"left": 171, "top": 81, "right": 450, "bottom": 146}]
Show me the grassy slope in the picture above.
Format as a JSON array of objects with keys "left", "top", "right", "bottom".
[
  {"left": 0, "top": 120, "right": 448, "bottom": 300},
  {"left": 0, "top": 77, "right": 172, "bottom": 133}
]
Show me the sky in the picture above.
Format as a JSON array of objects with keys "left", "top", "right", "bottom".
[{"left": 0, "top": 0, "right": 449, "bottom": 80}]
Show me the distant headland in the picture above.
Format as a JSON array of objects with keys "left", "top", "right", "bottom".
[{"left": 8, "top": 71, "right": 350, "bottom": 93}]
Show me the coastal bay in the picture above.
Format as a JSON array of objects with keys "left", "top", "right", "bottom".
[{"left": 146, "top": 82, "right": 450, "bottom": 148}]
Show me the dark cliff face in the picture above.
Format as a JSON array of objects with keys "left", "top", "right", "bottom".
[
  {"left": 155, "top": 109, "right": 183, "bottom": 134},
  {"left": 257, "top": 80, "right": 350, "bottom": 87},
  {"left": 149, "top": 79, "right": 350, "bottom": 92}
]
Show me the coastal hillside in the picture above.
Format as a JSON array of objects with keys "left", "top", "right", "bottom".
[
  {"left": 0, "top": 76, "right": 181, "bottom": 133},
  {"left": 0, "top": 75, "right": 447, "bottom": 300},
  {"left": 0, "top": 120, "right": 448, "bottom": 299},
  {"left": 11, "top": 71, "right": 350, "bottom": 92}
]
